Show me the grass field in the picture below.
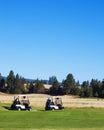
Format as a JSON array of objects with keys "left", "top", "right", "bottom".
[{"left": 0, "top": 104, "right": 104, "bottom": 130}]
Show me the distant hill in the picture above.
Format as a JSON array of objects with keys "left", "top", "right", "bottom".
[
  {"left": 25, "top": 78, "right": 35, "bottom": 82},
  {"left": 0, "top": 76, "right": 61, "bottom": 85}
]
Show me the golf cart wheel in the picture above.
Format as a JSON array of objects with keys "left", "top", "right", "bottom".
[
  {"left": 28, "top": 108, "right": 31, "bottom": 111},
  {"left": 29, "top": 108, "right": 32, "bottom": 111},
  {"left": 18, "top": 107, "right": 21, "bottom": 111},
  {"left": 51, "top": 108, "right": 55, "bottom": 111}
]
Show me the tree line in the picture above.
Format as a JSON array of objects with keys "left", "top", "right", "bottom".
[{"left": 0, "top": 70, "right": 104, "bottom": 98}]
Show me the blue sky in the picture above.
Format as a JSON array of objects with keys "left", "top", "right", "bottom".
[{"left": 0, "top": 0, "right": 104, "bottom": 83}]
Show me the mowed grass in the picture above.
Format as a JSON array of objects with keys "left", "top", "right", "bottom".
[{"left": 0, "top": 104, "right": 104, "bottom": 130}]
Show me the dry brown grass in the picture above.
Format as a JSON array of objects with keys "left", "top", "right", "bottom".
[{"left": 0, "top": 92, "right": 104, "bottom": 108}]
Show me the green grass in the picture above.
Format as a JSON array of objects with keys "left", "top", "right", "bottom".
[{"left": 0, "top": 104, "right": 104, "bottom": 130}]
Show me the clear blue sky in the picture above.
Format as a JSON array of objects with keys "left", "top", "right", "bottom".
[{"left": 0, "top": 0, "right": 104, "bottom": 83}]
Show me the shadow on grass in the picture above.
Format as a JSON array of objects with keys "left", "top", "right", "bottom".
[
  {"left": 39, "top": 109, "right": 45, "bottom": 111},
  {"left": 3, "top": 106, "right": 11, "bottom": 110}
]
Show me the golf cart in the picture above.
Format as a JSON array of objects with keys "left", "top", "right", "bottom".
[
  {"left": 11, "top": 95, "right": 31, "bottom": 111},
  {"left": 45, "top": 97, "right": 64, "bottom": 110}
]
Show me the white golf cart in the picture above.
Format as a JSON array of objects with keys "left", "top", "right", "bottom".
[
  {"left": 11, "top": 95, "right": 31, "bottom": 111},
  {"left": 45, "top": 97, "right": 64, "bottom": 110}
]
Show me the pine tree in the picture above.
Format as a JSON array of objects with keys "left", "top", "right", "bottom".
[
  {"left": 90, "top": 79, "right": 101, "bottom": 97},
  {"left": 49, "top": 77, "right": 60, "bottom": 95},
  {"left": 6, "top": 70, "right": 15, "bottom": 93},
  {"left": 63, "top": 73, "right": 75, "bottom": 94}
]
